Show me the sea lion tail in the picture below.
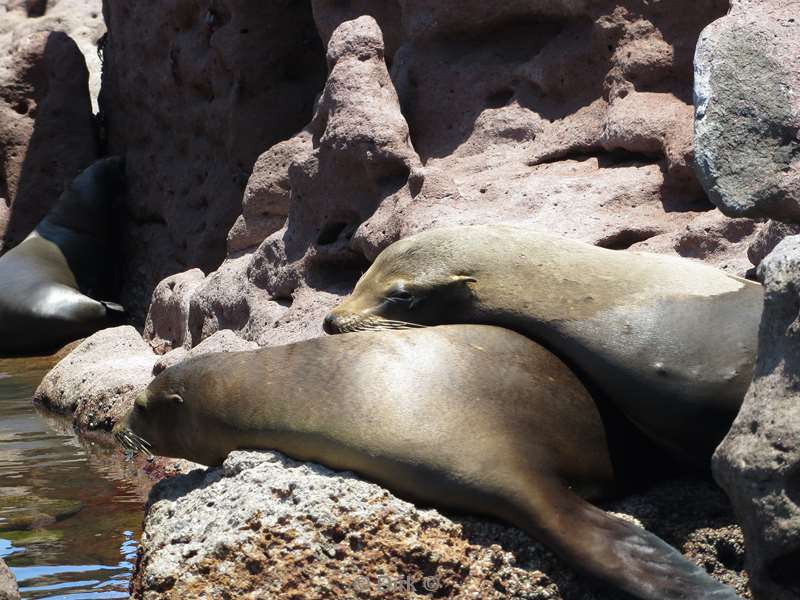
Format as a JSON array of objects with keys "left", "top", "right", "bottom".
[{"left": 522, "top": 485, "right": 742, "bottom": 600}]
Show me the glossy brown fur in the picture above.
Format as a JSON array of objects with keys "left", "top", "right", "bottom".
[
  {"left": 0, "top": 157, "right": 125, "bottom": 355},
  {"left": 325, "top": 225, "right": 764, "bottom": 465},
  {"left": 116, "top": 326, "right": 740, "bottom": 600}
]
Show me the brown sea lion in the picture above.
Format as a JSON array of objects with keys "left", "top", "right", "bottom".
[
  {"left": 114, "top": 325, "right": 741, "bottom": 600},
  {"left": 324, "top": 225, "right": 764, "bottom": 465},
  {"left": 0, "top": 157, "right": 126, "bottom": 355}
]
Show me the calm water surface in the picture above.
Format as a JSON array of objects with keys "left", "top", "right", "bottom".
[{"left": 0, "top": 356, "right": 152, "bottom": 599}]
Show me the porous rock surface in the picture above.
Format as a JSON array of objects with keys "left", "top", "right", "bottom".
[
  {"left": 100, "top": 0, "right": 327, "bottom": 321},
  {"left": 152, "top": 329, "right": 258, "bottom": 375},
  {"left": 34, "top": 325, "right": 260, "bottom": 431},
  {"left": 0, "top": 27, "right": 97, "bottom": 252},
  {"left": 1, "top": 0, "right": 106, "bottom": 106},
  {"left": 713, "top": 236, "right": 800, "bottom": 600},
  {"left": 0, "top": 557, "right": 18, "bottom": 600},
  {"left": 131, "top": 451, "right": 749, "bottom": 600},
  {"left": 694, "top": 0, "right": 800, "bottom": 222},
  {"left": 33, "top": 326, "right": 157, "bottom": 431},
  {"left": 148, "top": 4, "right": 770, "bottom": 353}
]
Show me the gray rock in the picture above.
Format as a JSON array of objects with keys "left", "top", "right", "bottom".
[
  {"left": 132, "top": 451, "right": 749, "bottom": 600},
  {"left": 713, "top": 235, "right": 800, "bottom": 600},
  {"left": 747, "top": 221, "right": 800, "bottom": 269},
  {"left": 694, "top": 1, "right": 800, "bottom": 222},
  {"left": 0, "top": 557, "right": 18, "bottom": 600},
  {"left": 34, "top": 326, "right": 157, "bottom": 430}
]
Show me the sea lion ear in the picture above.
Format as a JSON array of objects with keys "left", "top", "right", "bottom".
[
  {"left": 449, "top": 275, "right": 477, "bottom": 285},
  {"left": 165, "top": 393, "right": 183, "bottom": 404}
]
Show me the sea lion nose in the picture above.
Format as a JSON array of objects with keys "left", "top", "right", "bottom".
[{"left": 323, "top": 313, "right": 339, "bottom": 335}]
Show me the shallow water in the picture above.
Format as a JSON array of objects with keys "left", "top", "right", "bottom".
[{"left": 0, "top": 356, "right": 152, "bottom": 599}]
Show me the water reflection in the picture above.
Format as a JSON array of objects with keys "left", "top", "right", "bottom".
[{"left": 0, "top": 356, "right": 151, "bottom": 599}]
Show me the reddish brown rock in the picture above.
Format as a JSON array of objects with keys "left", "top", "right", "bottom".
[
  {"left": 152, "top": 5, "right": 764, "bottom": 352},
  {"left": 1, "top": 0, "right": 105, "bottom": 107},
  {"left": 100, "top": 0, "right": 327, "bottom": 320},
  {"left": 0, "top": 29, "right": 97, "bottom": 252},
  {"left": 151, "top": 329, "right": 257, "bottom": 376}
]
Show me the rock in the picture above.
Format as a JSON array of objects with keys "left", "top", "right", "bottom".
[
  {"left": 169, "top": 15, "right": 420, "bottom": 348},
  {"left": 131, "top": 451, "right": 749, "bottom": 600},
  {"left": 100, "top": 0, "right": 327, "bottom": 320},
  {"left": 694, "top": 1, "right": 800, "bottom": 222},
  {"left": 149, "top": 6, "right": 765, "bottom": 351},
  {"left": 34, "top": 326, "right": 157, "bottom": 431},
  {"left": 713, "top": 235, "right": 800, "bottom": 600},
  {"left": 747, "top": 221, "right": 800, "bottom": 269},
  {"left": 0, "top": 0, "right": 105, "bottom": 108},
  {"left": 0, "top": 29, "right": 97, "bottom": 252},
  {"left": 143, "top": 269, "right": 206, "bottom": 353},
  {"left": 629, "top": 210, "right": 763, "bottom": 277},
  {"left": 152, "top": 329, "right": 258, "bottom": 375},
  {"left": 0, "top": 557, "right": 18, "bottom": 600}
]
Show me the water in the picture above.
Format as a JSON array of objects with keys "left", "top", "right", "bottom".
[{"left": 0, "top": 356, "right": 152, "bottom": 599}]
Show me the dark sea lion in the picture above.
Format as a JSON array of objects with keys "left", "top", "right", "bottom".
[
  {"left": 114, "top": 325, "right": 741, "bottom": 600},
  {"left": 324, "top": 225, "right": 765, "bottom": 465},
  {"left": 0, "top": 157, "right": 126, "bottom": 355}
]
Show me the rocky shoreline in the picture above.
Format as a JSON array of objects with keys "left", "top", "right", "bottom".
[{"left": 2, "top": 0, "right": 799, "bottom": 598}]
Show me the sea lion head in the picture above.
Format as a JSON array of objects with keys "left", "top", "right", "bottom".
[
  {"left": 113, "top": 359, "right": 234, "bottom": 465},
  {"left": 324, "top": 232, "right": 478, "bottom": 334}
]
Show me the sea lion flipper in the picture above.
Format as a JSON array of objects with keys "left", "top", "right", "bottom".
[
  {"left": 527, "top": 486, "right": 742, "bottom": 600},
  {"left": 100, "top": 301, "right": 127, "bottom": 324}
]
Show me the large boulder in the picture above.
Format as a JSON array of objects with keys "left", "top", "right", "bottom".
[
  {"left": 34, "top": 326, "right": 157, "bottom": 431},
  {"left": 131, "top": 451, "right": 748, "bottom": 600},
  {"left": 148, "top": 6, "right": 765, "bottom": 352},
  {"left": 713, "top": 236, "right": 800, "bottom": 600},
  {"left": 694, "top": 0, "right": 800, "bottom": 221},
  {"left": 0, "top": 0, "right": 106, "bottom": 107},
  {"left": 0, "top": 29, "right": 97, "bottom": 252},
  {"left": 100, "top": 0, "right": 327, "bottom": 320}
]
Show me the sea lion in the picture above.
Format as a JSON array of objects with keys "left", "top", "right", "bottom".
[
  {"left": 114, "top": 325, "right": 741, "bottom": 600},
  {"left": 324, "top": 225, "right": 765, "bottom": 466},
  {"left": 0, "top": 157, "right": 126, "bottom": 355}
]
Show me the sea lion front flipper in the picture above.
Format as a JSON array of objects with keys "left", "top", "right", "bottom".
[{"left": 522, "top": 485, "right": 742, "bottom": 600}]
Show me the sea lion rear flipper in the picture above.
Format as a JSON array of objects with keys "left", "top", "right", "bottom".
[
  {"left": 100, "top": 301, "right": 127, "bottom": 324},
  {"left": 524, "top": 485, "right": 742, "bottom": 599}
]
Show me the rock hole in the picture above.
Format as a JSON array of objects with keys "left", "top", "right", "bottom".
[
  {"left": 317, "top": 222, "right": 352, "bottom": 245},
  {"left": 596, "top": 228, "right": 660, "bottom": 250},
  {"left": 485, "top": 88, "right": 514, "bottom": 109},
  {"left": 715, "top": 538, "right": 744, "bottom": 571},
  {"left": 26, "top": 0, "right": 47, "bottom": 17},
  {"left": 13, "top": 100, "right": 28, "bottom": 115}
]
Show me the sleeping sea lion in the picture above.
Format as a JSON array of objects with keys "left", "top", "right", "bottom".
[
  {"left": 324, "top": 225, "right": 764, "bottom": 465},
  {"left": 114, "top": 325, "right": 741, "bottom": 600}
]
